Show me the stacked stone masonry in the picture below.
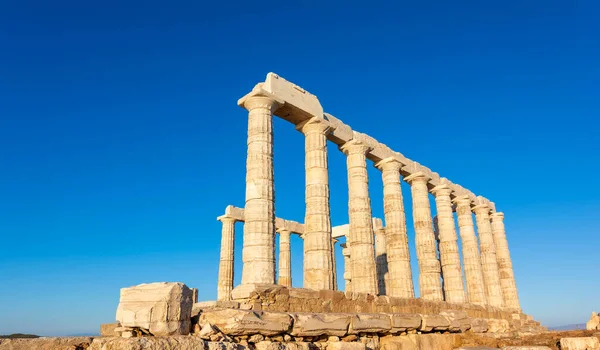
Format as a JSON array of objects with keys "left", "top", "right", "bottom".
[{"left": 217, "top": 72, "right": 531, "bottom": 323}]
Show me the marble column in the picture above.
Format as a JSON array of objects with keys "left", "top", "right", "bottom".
[
  {"left": 431, "top": 184, "right": 466, "bottom": 304},
  {"left": 240, "top": 96, "right": 280, "bottom": 285},
  {"left": 374, "top": 157, "right": 414, "bottom": 298},
  {"left": 297, "top": 118, "right": 334, "bottom": 290},
  {"left": 404, "top": 172, "right": 443, "bottom": 301},
  {"left": 341, "top": 243, "right": 352, "bottom": 292},
  {"left": 332, "top": 238, "right": 338, "bottom": 290},
  {"left": 491, "top": 212, "right": 521, "bottom": 310},
  {"left": 217, "top": 215, "right": 236, "bottom": 301},
  {"left": 278, "top": 229, "right": 292, "bottom": 288},
  {"left": 340, "top": 140, "right": 378, "bottom": 294},
  {"left": 473, "top": 204, "right": 504, "bottom": 308},
  {"left": 454, "top": 196, "right": 487, "bottom": 306},
  {"left": 374, "top": 218, "right": 389, "bottom": 295}
]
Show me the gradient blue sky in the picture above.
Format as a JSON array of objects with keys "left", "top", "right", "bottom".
[{"left": 1, "top": 1, "right": 598, "bottom": 336}]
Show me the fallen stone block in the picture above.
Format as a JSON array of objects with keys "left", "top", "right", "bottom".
[
  {"left": 560, "top": 337, "right": 600, "bottom": 350},
  {"left": 199, "top": 308, "right": 292, "bottom": 336},
  {"left": 349, "top": 313, "right": 392, "bottom": 334},
  {"left": 418, "top": 314, "right": 450, "bottom": 332},
  {"left": 291, "top": 313, "right": 351, "bottom": 337},
  {"left": 388, "top": 313, "right": 421, "bottom": 333},
  {"left": 115, "top": 282, "right": 193, "bottom": 336},
  {"left": 501, "top": 347, "right": 552, "bottom": 350},
  {"left": 455, "top": 347, "right": 499, "bottom": 350}
]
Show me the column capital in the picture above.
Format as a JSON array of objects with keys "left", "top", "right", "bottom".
[
  {"left": 404, "top": 171, "right": 430, "bottom": 184},
  {"left": 217, "top": 215, "right": 237, "bottom": 223},
  {"left": 452, "top": 194, "right": 473, "bottom": 206},
  {"left": 277, "top": 228, "right": 292, "bottom": 235},
  {"left": 374, "top": 157, "right": 404, "bottom": 172},
  {"left": 339, "top": 139, "right": 372, "bottom": 156},
  {"left": 490, "top": 212, "right": 505, "bottom": 221},
  {"left": 239, "top": 94, "right": 283, "bottom": 113},
  {"left": 295, "top": 117, "right": 333, "bottom": 135},
  {"left": 431, "top": 184, "right": 453, "bottom": 197},
  {"left": 472, "top": 204, "right": 491, "bottom": 215}
]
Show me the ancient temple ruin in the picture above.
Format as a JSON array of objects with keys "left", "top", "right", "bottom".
[
  {"left": 104, "top": 73, "right": 553, "bottom": 349},
  {"left": 217, "top": 73, "right": 522, "bottom": 312}
]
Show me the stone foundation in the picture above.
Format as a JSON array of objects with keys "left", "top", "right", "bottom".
[{"left": 220, "top": 285, "right": 544, "bottom": 334}]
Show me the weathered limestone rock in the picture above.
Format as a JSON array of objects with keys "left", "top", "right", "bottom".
[
  {"left": 487, "top": 319, "right": 510, "bottom": 333},
  {"left": 440, "top": 310, "right": 471, "bottom": 332},
  {"left": 473, "top": 203, "right": 504, "bottom": 308},
  {"left": 501, "top": 347, "right": 552, "bottom": 350},
  {"left": 199, "top": 308, "right": 292, "bottom": 336},
  {"left": 374, "top": 157, "right": 414, "bottom": 299},
  {"left": 405, "top": 172, "right": 443, "bottom": 301},
  {"left": 0, "top": 337, "right": 94, "bottom": 350},
  {"left": 470, "top": 318, "right": 489, "bottom": 333},
  {"left": 89, "top": 336, "right": 206, "bottom": 350},
  {"left": 278, "top": 229, "right": 292, "bottom": 288},
  {"left": 491, "top": 212, "right": 521, "bottom": 310},
  {"left": 587, "top": 312, "right": 600, "bottom": 330},
  {"left": 419, "top": 314, "right": 450, "bottom": 332},
  {"left": 349, "top": 313, "right": 392, "bottom": 334},
  {"left": 116, "top": 282, "right": 193, "bottom": 336},
  {"left": 388, "top": 313, "right": 422, "bottom": 333},
  {"left": 238, "top": 94, "right": 281, "bottom": 286},
  {"left": 340, "top": 139, "right": 378, "bottom": 295},
  {"left": 291, "top": 313, "right": 351, "bottom": 336},
  {"left": 327, "top": 342, "right": 367, "bottom": 350},
  {"left": 380, "top": 334, "right": 461, "bottom": 350},
  {"left": 217, "top": 215, "right": 236, "bottom": 301},
  {"left": 100, "top": 322, "right": 121, "bottom": 337},
  {"left": 297, "top": 117, "right": 335, "bottom": 291},
  {"left": 432, "top": 184, "right": 467, "bottom": 304},
  {"left": 560, "top": 337, "right": 600, "bottom": 350},
  {"left": 454, "top": 196, "right": 487, "bottom": 306}
]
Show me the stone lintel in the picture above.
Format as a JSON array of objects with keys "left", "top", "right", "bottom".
[
  {"left": 262, "top": 72, "right": 325, "bottom": 124},
  {"left": 223, "top": 205, "right": 304, "bottom": 235},
  {"left": 332, "top": 224, "right": 349, "bottom": 239},
  {"left": 324, "top": 113, "right": 353, "bottom": 145}
]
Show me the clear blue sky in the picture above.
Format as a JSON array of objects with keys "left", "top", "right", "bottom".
[{"left": 0, "top": 1, "right": 598, "bottom": 336}]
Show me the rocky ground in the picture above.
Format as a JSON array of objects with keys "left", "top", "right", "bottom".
[{"left": 0, "top": 330, "right": 598, "bottom": 350}]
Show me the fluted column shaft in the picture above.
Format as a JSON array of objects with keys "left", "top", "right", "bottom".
[
  {"left": 474, "top": 204, "right": 504, "bottom": 308},
  {"left": 278, "top": 229, "right": 292, "bottom": 288},
  {"left": 340, "top": 140, "right": 378, "bottom": 294},
  {"left": 374, "top": 158, "right": 414, "bottom": 298},
  {"left": 491, "top": 212, "right": 521, "bottom": 310},
  {"left": 217, "top": 216, "right": 236, "bottom": 300},
  {"left": 341, "top": 243, "right": 352, "bottom": 292},
  {"left": 241, "top": 96, "right": 279, "bottom": 285},
  {"left": 454, "top": 196, "right": 487, "bottom": 306},
  {"left": 374, "top": 219, "right": 389, "bottom": 295},
  {"left": 297, "top": 118, "right": 334, "bottom": 290},
  {"left": 405, "top": 173, "right": 443, "bottom": 301},
  {"left": 331, "top": 238, "right": 338, "bottom": 290},
  {"left": 432, "top": 185, "right": 466, "bottom": 303}
]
